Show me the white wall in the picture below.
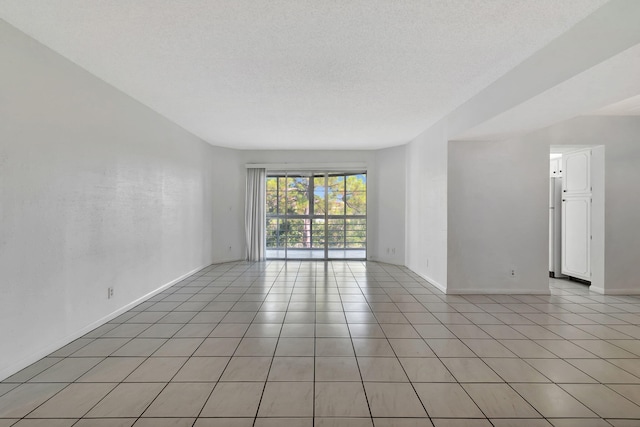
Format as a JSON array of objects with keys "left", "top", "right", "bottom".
[
  {"left": 0, "top": 20, "right": 244, "bottom": 380},
  {"left": 405, "top": 122, "right": 448, "bottom": 291},
  {"left": 372, "top": 145, "right": 406, "bottom": 265},
  {"left": 447, "top": 139, "right": 550, "bottom": 294},
  {"left": 523, "top": 116, "right": 640, "bottom": 293}
]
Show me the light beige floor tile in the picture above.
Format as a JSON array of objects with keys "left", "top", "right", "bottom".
[
  {"left": 609, "top": 359, "right": 640, "bottom": 378},
  {"left": 193, "top": 337, "right": 241, "bottom": 356},
  {"left": 414, "top": 383, "right": 484, "bottom": 418},
  {"left": 568, "top": 359, "right": 640, "bottom": 383},
  {"left": 375, "top": 312, "right": 409, "bottom": 323},
  {"left": 577, "top": 325, "right": 634, "bottom": 339},
  {"left": 172, "top": 357, "right": 229, "bottom": 382},
  {"left": 319, "top": 418, "right": 373, "bottom": 427},
  {"left": 524, "top": 358, "right": 596, "bottom": 383},
  {"left": 71, "top": 338, "right": 130, "bottom": 357},
  {"left": 542, "top": 325, "right": 598, "bottom": 340},
  {"left": 460, "top": 339, "right": 516, "bottom": 357},
  {"left": 257, "top": 382, "right": 313, "bottom": 417},
  {"left": 275, "top": 337, "right": 315, "bottom": 356},
  {"left": 403, "top": 313, "right": 440, "bottom": 324},
  {"left": 358, "top": 357, "right": 408, "bottom": 382},
  {"left": 133, "top": 418, "right": 195, "bottom": 427},
  {"left": 491, "top": 420, "right": 552, "bottom": 427},
  {"left": 534, "top": 340, "right": 598, "bottom": 358},
  {"left": 112, "top": 338, "right": 167, "bottom": 357},
  {"left": 511, "top": 383, "right": 596, "bottom": 418},
  {"left": 29, "top": 358, "right": 103, "bottom": 382},
  {"left": 571, "top": 340, "right": 638, "bottom": 358},
  {"left": 0, "top": 383, "right": 67, "bottom": 418},
  {"left": 349, "top": 324, "right": 386, "bottom": 338},
  {"left": 426, "top": 339, "right": 475, "bottom": 357},
  {"left": 27, "top": 383, "right": 115, "bottom": 418},
  {"left": 479, "top": 325, "right": 527, "bottom": 340},
  {"left": 103, "top": 323, "right": 150, "bottom": 338},
  {"left": 315, "top": 357, "right": 361, "bottom": 381},
  {"left": 484, "top": 358, "right": 549, "bottom": 382},
  {"left": 124, "top": 357, "right": 187, "bottom": 382},
  {"left": 2, "top": 358, "right": 62, "bottom": 383},
  {"left": 607, "top": 384, "right": 640, "bottom": 406},
  {"left": 352, "top": 339, "right": 395, "bottom": 356},
  {"left": 200, "top": 382, "right": 264, "bottom": 417},
  {"left": 86, "top": 383, "right": 165, "bottom": 417},
  {"left": 607, "top": 339, "right": 640, "bottom": 356},
  {"left": 11, "top": 420, "right": 77, "bottom": 427},
  {"left": 511, "top": 325, "right": 563, "bottom": 340},
  {"left": 77, "top": 357, "right": 145, "bottom": 382},
  {"left": 209, "top": 323, "right": 250, "bottom": 338},
  {"left": 49, "top": 339, "right": 93, "bottom": 357},
  {"left": 607, "top": 420, "right": 640, "bottom": 427},
  {"left": 560, "top": 384, "right": 640, "bottom": 418},
  {"left": 441, "top": 358, "right": 503, "bottom": 383},
  {"left": 74, "top": 419, "right": 135, "bottom": 427},
  {"left": 380, "top": 324, "right": 421, "bottom": 338},
  {"left": 315, "top": 382, "right": 370, "bottom": 417},
  {"left": 413, "top": 325, "right": 457, "bottom": 339},
  {"left": 399, "top": 357, "right": 456, "bottom": 382},
  {"left": 268, "top": 357, "right": 314, "bottom": 381},
  {"left": 462, "top": 383, "right": 539, "bottom": 418},
  {"left": 316, "top": 323, "right": 351, "bottom": 337},
  {"left": 174, "top": 323, "right": 216, "bottom": 338},
  {"left": 315, "top": 338, "right": 355, "bottom": 356},
  {"left": 431, "top": 420, "right": 491, "bottom": 427},
  {"left": 346, "top": 312, "right": 378, "bottom": 323},
  {"left": 254, "top": 418, "right": 313, "bottom": 427},
  {"left": 281, "top": 324, "right": 315, "bottom": 337},
  {"left": 388, "top": 338, "right": 435, "bottom": 357},
  {"left": 364, "top": 382, "right": 427, "bottom": 417},
  {"left": 373, "top": 418, "right": 433, "bottom": 427},
  {"left": 193, "top": 418, "right": 253, "bottom": 427},
  {"left": 234, "top": 337, "right": 278, "bottom": 356},
  {"left": 0, "top": 384, "right": 18, "bottom": 398},
  {"left": 244, "top": 323, "right": 281, "bottom": 337},
  {"left": 499, "top": 340, "right": 557, "bottom": 358},
  {"left": 220, "top": 356, "right": 272, "bottom": 381},
  {"left": 143, "top": 382, "right": 214, "bottom": 417},
  {"left": 548, "top": 420, "right": 611, "bottom": 427},
  {"left": 446, "top": 325, "right": 492, "bottom": 339},
  {"left": 152, "top": 338, "right": 204, "bottom": 356}
]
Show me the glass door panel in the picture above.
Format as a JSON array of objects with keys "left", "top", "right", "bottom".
[{"left": 266, "top": 171, "right": 366, "bottom": 260}]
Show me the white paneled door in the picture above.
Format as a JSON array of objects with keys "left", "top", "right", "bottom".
[{"left": 561, "top": 149, "right": 592, "bottom": 281}]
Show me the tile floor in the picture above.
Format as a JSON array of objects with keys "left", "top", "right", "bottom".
[{"left": 2, "top": 261, "right": 640, "bottom": 426}]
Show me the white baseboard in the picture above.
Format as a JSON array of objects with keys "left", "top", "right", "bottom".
[
  {"left": 212, "top": 257, "right": 244, "bottom": 264},
  {"left": 368, "top": 256, "right": 405, "bottom": 266},
  {"left": 590, "top": 286, "right": 640, "bottom": 295},
  {"left": 0, "top": 263, "right": 209, "bottom": 382},
  {"left": 450, "top": 288, "right": 551, "bottom": 295},
  {"left": 407, "top": 268, "right": 447, "bottom": 293}
]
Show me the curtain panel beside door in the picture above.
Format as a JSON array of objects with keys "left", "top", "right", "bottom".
[{"left": 245, "top": 168, "right": 266, "bottom": 261}]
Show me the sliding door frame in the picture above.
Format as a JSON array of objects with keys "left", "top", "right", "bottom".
[{"left": 265, "top": 169, "right": 367, "bottom": 260}]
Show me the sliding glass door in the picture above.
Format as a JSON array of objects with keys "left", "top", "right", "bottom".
[{"left": 266, "top": 171, "right": 366, "bottom": 260}]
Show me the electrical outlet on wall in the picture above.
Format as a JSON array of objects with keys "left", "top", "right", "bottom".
[
  {"left": 107, "top": 287, "right": 114, "bottom": 299},
  {"left": 509, "top": 269, "right": 516, "bottom": 278}
]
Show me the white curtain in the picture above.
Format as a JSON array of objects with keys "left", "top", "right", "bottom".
[{"left": 245, "top": 168, "right": 266, "bottom": 261}]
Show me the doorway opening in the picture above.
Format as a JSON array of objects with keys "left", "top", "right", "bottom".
[
  {"left": 549, "top": 145, "right": 605, "bottom": 292},
  {"left": 265, "top": 171, "right": 366, "bottom": 260}
]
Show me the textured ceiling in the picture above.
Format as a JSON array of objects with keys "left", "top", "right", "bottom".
[{"left": 0, "top": 0, "right": 609, "bottom": 149}]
